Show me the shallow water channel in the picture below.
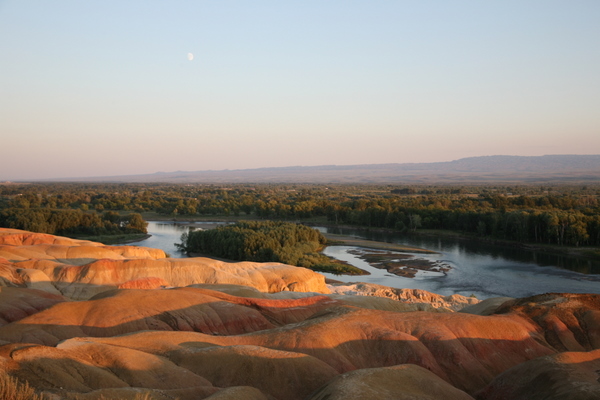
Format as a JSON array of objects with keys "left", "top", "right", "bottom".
[{"left": 126, "top": 221, "right": 600, "bottom": 300}]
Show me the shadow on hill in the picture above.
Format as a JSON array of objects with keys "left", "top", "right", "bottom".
[
  {"left": 3, "top": 331, "right": 600, "bottom": 399},
  {"left": 1, "top": 286, "right": 600, "bottom": 397}
]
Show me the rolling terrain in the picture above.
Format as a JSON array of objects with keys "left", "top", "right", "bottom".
[{"left": 0, "top": 228, "right": 599, "bottom": 399}]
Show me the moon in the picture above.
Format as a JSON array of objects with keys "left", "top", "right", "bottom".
[{"left": 187, "top": 53, "right": 194, "bottom": 61}]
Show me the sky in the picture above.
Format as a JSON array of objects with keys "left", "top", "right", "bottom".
[{"left": 1, "top": 1, "right": 599, "bottom": 180}]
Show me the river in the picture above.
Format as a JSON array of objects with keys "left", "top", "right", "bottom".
[
  {"left": 125, "top": 221, "right": 231, "bottom": 257},
  {"left": 125, "top": 221, "right": 600, "bottom": 300}
]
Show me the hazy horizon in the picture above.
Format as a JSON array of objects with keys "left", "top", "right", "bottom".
[
  {"left": 5, "top": 154, "right": 598, "bottom": 184},
  {"left": 12, "top": 153, "right": 598, "bottom": 182},
  {"left": 2, "top": 1, "right": 599, "bottom": 180}
]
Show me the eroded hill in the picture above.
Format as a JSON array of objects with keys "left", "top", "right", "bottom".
[{"left": 0, "top": 228, "right": 598, "bottom": 399}]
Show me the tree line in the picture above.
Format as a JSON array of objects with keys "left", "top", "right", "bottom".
[
  {"left": 327, "top": 205, "right": 600, "bottom": 247},
  {"left": 0, "top": 208, "right": 147, "bottom": 236},
  {"left": 1, "top": 182, "right": 600, "bottom": 247}
]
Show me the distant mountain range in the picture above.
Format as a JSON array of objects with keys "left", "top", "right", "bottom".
[{"left": 49, "top": 155, "right": 600, "bottom": 184}]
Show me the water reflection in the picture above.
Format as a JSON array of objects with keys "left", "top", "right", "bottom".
[
  {"left": 125, "top": 221, "right": 230, "bottom": 257},
  {"left": 324, "top": 226, "right": 600, "bottom": 275},
  {"left": 320, "top": 226, "right": 600, "bottom": 299}
]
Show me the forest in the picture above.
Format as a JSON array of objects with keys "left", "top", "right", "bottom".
[
  {"left": 1, "top": 182, "right": 600, "bottom": 248},
  {"left": 0, "top": 191, "right": 148, "bottom": 239},
  {"left": 177, "top": 220, "right": 363, "bottom": 274}
]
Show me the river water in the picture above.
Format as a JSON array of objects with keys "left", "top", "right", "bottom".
[
  {"left": 126, "top": 221, "right": 231, "bottom": 257},
  {"left": 126, "top": 221, "right": 600, "bottom": 300}
]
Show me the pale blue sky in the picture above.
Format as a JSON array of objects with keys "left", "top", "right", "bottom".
[{"left": 1, "top": 1, "right": 599, "bottom": 180}]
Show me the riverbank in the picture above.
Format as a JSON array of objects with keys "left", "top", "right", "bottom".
[
  {"left": 315, "top": 222, "right": 600, "bottom": 263},
  {"left": 111, "top": 219, "right": 600, "bottom": 298},
  {"left": 414, "top": 228, "right": 600, "bottom": 262},
  {"left": 139, "top": 215, "right": 600, "bottom": 264},
  {"left": 65, "top": 233, "right": 151, "bottom": 245},
  {"left": 140, "top": 214, "right": 436, "bottom": 254},
  {"left": 323, "top": 232, "right": 436, "bottom": 254},
  {"left": 140, "top": 212, "right": 253, "bottom": 223}
]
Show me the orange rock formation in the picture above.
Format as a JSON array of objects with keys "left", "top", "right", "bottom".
[{"left": 0, "top": 228, "right": 598, "bottom": 399}]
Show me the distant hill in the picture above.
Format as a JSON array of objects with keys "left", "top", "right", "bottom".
[{"left": 47, "top": 155, "right": 600, "bottom": 184}]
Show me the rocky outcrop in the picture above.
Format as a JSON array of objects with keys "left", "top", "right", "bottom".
[
  {"left": 0, "top": 243, "right": 165, "bottom": 262},
  {"left": 477, "top": 349, "right": 600, "bottom": 400},
  {"left": 117, "top": 277, "right": 170, "bottom": 289},
  {"left": 0, "top": 228, "right": 329, "bottom": 298},
  {"left": 171, "top": 344, "right": 339, "bottom": 400},
  {"left": 0, "top": 229, "right": 101, "bottom": 247},
  {"left": 460, "top": 296, "right": 514, "bottom": 316},
  {"left": 1, "top": 297, "right": 559, "bottom": 394},
  {"left": 492, "top": 292, "right": 600, "bottom": 352},
  {"left": 191, "top": 283, "right": 454, "bottom": 313},
  {"left": 0, "top": 287, "right": 341, "bottom": 346},
  {"left": 328, "top": 282, "right": 480, "bottom": 311},
  {"left": 2, "top": 289, "right": 599, "bottom": 399},
  {"left": 307, "top": 364, "right": 475, "bottom": 400},
  {"left": 6, "top": 340, "right": 214, "bottom": 394},
  {"left": 0, "top": 287, "right": 66, "bottom": 327}
]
